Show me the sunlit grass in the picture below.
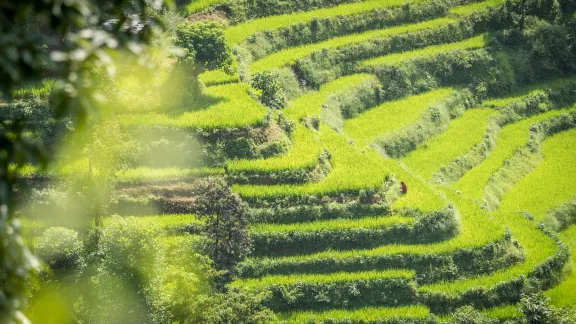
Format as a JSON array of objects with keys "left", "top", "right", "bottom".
[
  {"left": 233, "top": 126, "right": 447, "bottom": 213},
  {"left": 453, "top": 109, "right": 574, "bottom": 201},
  {"left": 402, "top": 108, "right": 497, "bottom": 180},
  {"left": 115, "top": 167, "right": 224, "bottom": 183},
  {"left": 185, "top": 0, "right": 226, "bottom": 14},
  {"left": 199, "top": 70, "right": 239, "bottom": 86},
  {"left": 279, "top": 305, "right": 431, "bottom": 322},
  {"left": 11, "top": 79, "right": 54, "bottom": 99},
  {"left": 250, "top": 18, "right": 457, "bottom": 74},
  {"left": 243, "top": 190, "right": 503, "bottom": 268},
  {"left": 103, "top": 214, "right": 198, "bottom": 234},
  {"left": 547, "top": 225, "right": 576, "bottom": 307},
  {"left": 231, "top": 269, "right": 414, "bottom": 289},
  {"left": 498, "top": 128, "right": 576, "bottom": 220},
  {"left": 225, "top": 0, "right": 425, "bottom": 45},
  {"left": 344, "top": 88, "right": 455, "bottom": 148},
  {"left": 483, "top": 305, "right": 523, "bottom": 319},
  {"left": 419, "top": 210, "right": 558, "bottom": 294},
  {"left": 361, "top": 34, "right": 488, "bottom": 68},
  {"left": 387, "top": 161, "right": 448, "bottom": 212},
  {"left": 233, "top": 124, "right": 392, "bottom": 198},
  {"left": 228, "top": 125, "right": 323, "bottom": 173},
  {"left": 253, "top": 215, "right": 413, "bottom": 234},
  {"left": 448, "top": 0, "right": 503, "bottom": 16},
  {"left": 286, "top": 74, "right": 377, "bottom": 120},
  {"left": 115, "top": 83, "right": 268, "bottom": 130}
]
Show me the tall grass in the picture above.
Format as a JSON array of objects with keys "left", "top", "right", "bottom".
[
  {"left": 115, "top": 83, "right": 268, "bottom": 130},
  {"left": 231, "top": 269, "right": 415, "bottom": 289},
  {"left": 228, "top": 125, "right": 323, "bottom": 172},
  {"left": 244, "top": 190, "right": 503, "bottom": 265},
  {"left": 253, "top": 215, "right": 413, "bottom": 234},
  {"left": 185, "top": 0, "right": 226, "bottom": 14},
  {"left": 286, "top": 74, "right": 377, "bottom": 120},
  {"left": 250, "top": 18, "right": 457, "bottom": 74},
  {"left": 386, "top": 160, "right": 448, "bottom": 212},
  {"left": 225, "top": 0, "right": 426, "bottom": 45},
  {"left": 116, "top": 167, "right": 224, "bottom": 183},
  {"left": 103, "top": 214, "right": 198, "bottom": 234},
  {"left": 483, "top": 305, "right": 523, "bottom": 320},
  {"left": 11, "top": 79, "right": 54, "bottom": 99},
  {"left": 402, "top": 108, "right": 497, "bottom": 180},
  {"left": 546, "top": 225, "right": 576, "bottom": 307},
  {"left": 279, "top": 305, "right": 431, "bottom": 323},
  {"left": 419, "top": 209, "right": 558, "bottom": 294},
  {"left": 361, "top": 34, "right": 488, "bottom": 68},
  {"left": 448, "top": 0, "right": 503, "bottom": 16},
  {"left": 498, "top": 128, "right": 576, "bottom": 220},
  {"left": 199, "top": 70, "right": 239, "bottom": 86},
  {"left": 233, "top": 124, "right": 392, "bottom": 198},
  {"left": 344, "top": 88, "right": 455, "bottom": 147},
  {"left": 453, "top": 109, "right": 573, "bottom": 201}
]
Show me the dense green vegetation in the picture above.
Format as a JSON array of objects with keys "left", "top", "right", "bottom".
[{"left": 4, "top": 0, "right": 576, "bottom": 323}]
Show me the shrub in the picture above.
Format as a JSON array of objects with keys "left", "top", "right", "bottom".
[
  {"left": 146, "top": 236, "right": 214, "bottom": 323},
  {"left": 83, "top": 269, "right": 149, "bottom": 323},
  {"left": 175, "top": 21, "right": 233, "bottom": 71},
  {"left": 519, "top": 293, "right": 558, "bottom": 324},
  {"left": 35, "top": 227, "right": 85, "bottom": 271},
  {"left": 197, "top": 288, "right": 276, "bottom": 323},
  {"left": 378, "top": 89, "right": 476, "bottom": 158},
  {"left": 545, "top": 196, "right": 576, "bottom": 231},
  {"left": 98, "top": 216, "right": 161, "bottom": 278},
  {"left": 252, "top": 70, "right": 287, "bottom": 109},
  {"left": 451, "top": 306, "right": 496, "bottom": 324}
]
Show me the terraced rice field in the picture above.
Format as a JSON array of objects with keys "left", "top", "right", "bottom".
[{"left": 82, "top": 0, "right": 576, "bottom": 321}]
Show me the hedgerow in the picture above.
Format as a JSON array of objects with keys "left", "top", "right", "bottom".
[
  {"left": 545, "top": 197, "right": 576, "bottom": 231},
  {"left": 361, "top": 34, "right": 488, "bottom": 68},
  {"left": 231, "top": 270, "right": 417, "bottom": 312},
  {"left": 497, "top": 127, "right": 576, "bottom": 219},
  {"left": 292, "top": 7, "right": 507, "bottom": 87},
  {"left": 484, "top": 111, "right": 576, "bottom": 211},
  {"left": 402, "top": 109, "right": 496, "bottom": 181},
  {"left": 239, "top": 0, "right": 465, "bottom": 61},
  {"left": 343, "top": 88, "right": 455, "bottom": 148},
  {"left": 250, "top": 17, "right": 457, "bottom": 75},
  {"left": 226, "top": 125, "right": 324, "bottom": 179},
  {"left": 437, "top": 80, "right": 576, "bottom": 185},
  {"left": 249, "top": 201, "right": 390, "bottom": 224},
  {"left": 236, "top": 234, "right": 522, "bottom": 285},
  {"left": 418, "top": 213, "right": 569, "bottom": 313},
  {"left": 377, "top": 89, "right": 477, "bottom": 158}
]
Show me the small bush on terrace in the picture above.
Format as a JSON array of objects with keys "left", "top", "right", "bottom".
[
  {"left": 98, "top": 217, "right": 161, "bottom": 278},
  {"left": 252, "top": 70, "right": 287, "bottom": 108},
  {"left": 35, "top": 227, "right": 85, "bottom": 271},
  {"left": 519, "top": 293, "right": 576, "bottom": 324}
]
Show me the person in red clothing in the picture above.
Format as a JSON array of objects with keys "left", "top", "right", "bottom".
[{"left": 400, "top": 181, "right": 408, "bottom": 195}]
